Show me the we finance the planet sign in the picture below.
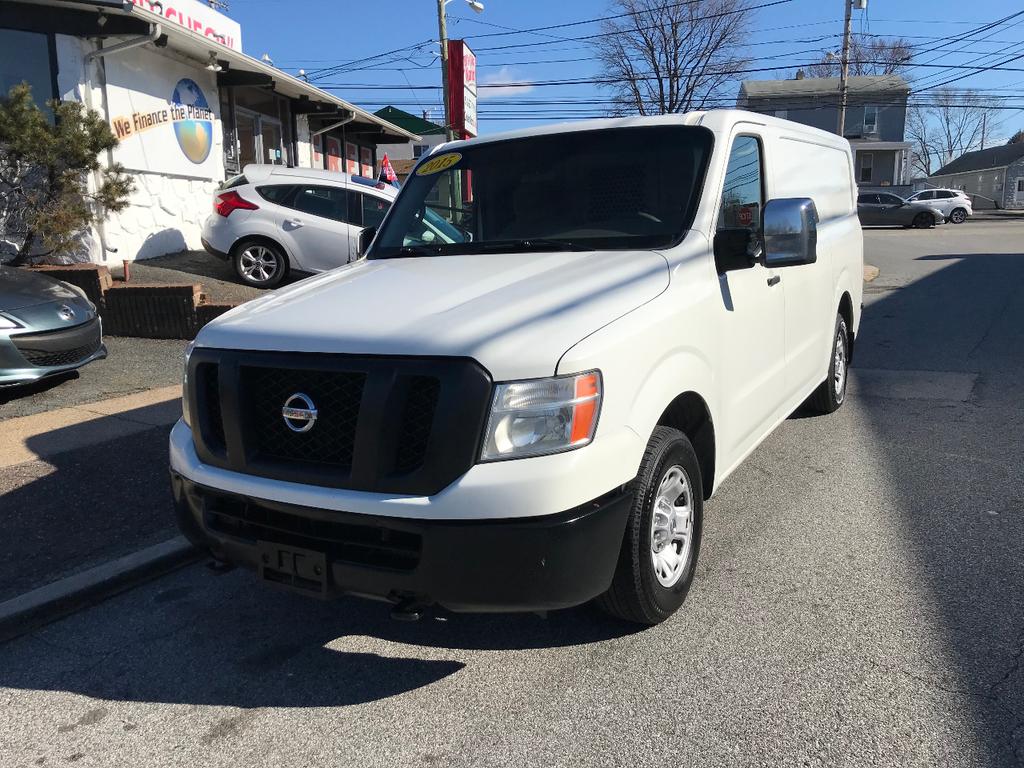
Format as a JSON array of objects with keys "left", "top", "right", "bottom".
[{"left": 111, "top": 78, "right": 214, "bottom": 165}]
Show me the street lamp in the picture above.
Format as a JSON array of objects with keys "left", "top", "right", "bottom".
[{"left": 437, "top": 0, "right": 484, "bottom": 142}]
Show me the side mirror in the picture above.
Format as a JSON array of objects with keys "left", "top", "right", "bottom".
[
  {"left": 763, "top": 198, "right": 817, "bottom": 268},
  {"left": 357, "top": 226, "right": 377, "bottom": 258},
  {"left": 714, "top": 228, "right": 761, "bottom": 273}
]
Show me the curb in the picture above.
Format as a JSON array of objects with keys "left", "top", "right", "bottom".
[{"left": 0, "top": 536, "right": 201, "bottom": 643}]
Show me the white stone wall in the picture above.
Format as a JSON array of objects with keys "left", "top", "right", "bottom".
[
  {"left": 104, "top": 173, "right": 218, "bottom": 260},
  {"left": 55, "top": 34, "right": 222, "bottom": 263}
]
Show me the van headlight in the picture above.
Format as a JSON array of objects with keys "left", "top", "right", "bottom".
[
  {"left": 480, "top": 371, "right": 602, "bottom": 461},
  {"left": 181, "top": 340, "right": 195, "bottom": 427}
]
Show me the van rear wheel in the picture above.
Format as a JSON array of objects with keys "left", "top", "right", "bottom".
[
  {"left": 806, "top": 313, "right": 849, "bottom": 414},
  {"left": 597, "top": 426, "right": 703, "bottom": 625}
]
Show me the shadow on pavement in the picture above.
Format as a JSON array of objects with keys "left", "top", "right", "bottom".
[
  {"left": 856, "top": 251, "right": 1024, "bottom": 766},
  {"left": 0, "top": 559, "right": 637, "bottom": 707},
  {"left": 1, "top": 412, "right": 180, "bottom": 602}
]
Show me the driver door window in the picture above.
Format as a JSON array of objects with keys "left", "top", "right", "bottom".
[{"left": 717, "top": 136, "right": 763, "bottom": 234}]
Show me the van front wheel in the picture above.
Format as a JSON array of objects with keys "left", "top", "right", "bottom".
[
  {"left": 597, "top": 426, "right": 703, "bottom": 625},
  {"left": 806, "top": 313, "right": 849, "bottom": 414}
]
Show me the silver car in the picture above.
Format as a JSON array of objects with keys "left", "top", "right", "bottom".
[
  {"left": 201, "top": 165, "right": 398, "bottom": 288},
  {"left": 856, "top": 192, "right": 946, "bottom": 228},
  {"left": 0, "top": 266, "right": 106, "bottom": 386},
  {"left": 904, "top": 188, "right": 973, "bottom": 224}
]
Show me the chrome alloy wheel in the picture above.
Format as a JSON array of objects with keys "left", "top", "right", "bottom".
[
  {"left": 834, "top": 325, "right": 848, "bottom": 402},
  {"left": 239, "top": 245, "right": 279, "bottom": 283},
  {"left": 650, "top": 465, "right": 695, "bottom": 588}
]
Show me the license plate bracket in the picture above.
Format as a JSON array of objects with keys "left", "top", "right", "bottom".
[{"left": 258, "top": 541, "right": 329, "bottom": 596}]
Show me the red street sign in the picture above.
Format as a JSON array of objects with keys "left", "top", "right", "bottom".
[{"left": 738, "top": 206, "right": 753, "bottom": 227}]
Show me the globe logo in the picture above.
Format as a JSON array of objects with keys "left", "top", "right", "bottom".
[{"left": 171, "top": 78, "right": 213, "bottom": 164}]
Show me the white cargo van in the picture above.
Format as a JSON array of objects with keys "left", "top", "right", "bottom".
[{"left": 170, "top": 110, "right": 862, "bottom": 624}]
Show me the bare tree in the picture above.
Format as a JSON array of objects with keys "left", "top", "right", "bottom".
[
  {"left": 594, "top": 0, "right": 753, "bottom": 116},
  {"left": 806, "top": 36, "right": 913, "bottom": 78},
  {"left": 905, "top": 88, "right": 1002, "bottom": 177},
  {"left": 1007, "top": 129, "right": 1024, "bottom": 145},
  {"left": 905, "top": 105, "right": 937, "bottom": 177},
  {"left": 928, "top": 88, "right": 1002, "bottom": 166}
]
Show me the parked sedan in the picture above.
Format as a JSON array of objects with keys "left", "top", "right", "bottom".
[
  {"left": 857, "top": 192, "right": 946, "bottom": 228},
  {"left": 0, "top": 266, "right": 106, "bottom": 386},
  {"left": 905, "top": 188, "right": 973, "bottom": 224}
]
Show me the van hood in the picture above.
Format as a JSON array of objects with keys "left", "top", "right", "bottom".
[{"left": 197, "top": 249, "right": 670, "bottom": 380}]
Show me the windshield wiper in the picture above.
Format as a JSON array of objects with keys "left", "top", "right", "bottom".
[
  {"left": 472, "top": 239, "right": 595, "bottom": 253},
  {"left": 378, "top": 244, "right": 444, "bottom": 259}
]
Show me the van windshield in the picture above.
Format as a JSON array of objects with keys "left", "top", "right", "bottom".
[{"left": 370, "top": 125, "right": 713, "bottom": 258}]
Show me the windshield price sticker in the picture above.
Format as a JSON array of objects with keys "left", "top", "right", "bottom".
[{"left": 416, "top": 152, "right": 462, "bottom": 176}]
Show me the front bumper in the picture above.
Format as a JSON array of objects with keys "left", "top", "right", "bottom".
[
  {"left": 171, "top": 472, "right": 632, "bottom": 613},
  {"left": 0, "top": 316, "right": 107, "bottom": 386}
]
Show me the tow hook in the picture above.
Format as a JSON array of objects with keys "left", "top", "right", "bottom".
[{"left": 390, "top": 597, "right": 427, "bottom": 622}]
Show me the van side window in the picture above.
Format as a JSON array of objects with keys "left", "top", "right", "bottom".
[{"left": 717, "top": 136, "right": 763, "bottom": 233}]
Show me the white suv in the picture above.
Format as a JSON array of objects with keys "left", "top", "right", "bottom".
[
  {"left": 201, "top": 165, "right": 397, "bottom": 288},
  {"left": 905, "top": 188, "right": 972, "bottom": 223},
  {"left": 172, "top": 111, "right": 863, "bottom": 625}
]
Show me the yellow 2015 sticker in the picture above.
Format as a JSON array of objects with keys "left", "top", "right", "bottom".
[{"left": 416, "top": 152, "right": 462, "bottom": 176}]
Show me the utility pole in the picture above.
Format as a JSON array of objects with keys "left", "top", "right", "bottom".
[
  {"left": 437, "top": 0, "right": 454, "bottom": 142},
  {"left": 837, "top": 0, "right": 853, "bottom": 137},
  {"left": 981, "top": 112, "right": 987, "bottom": 149}
]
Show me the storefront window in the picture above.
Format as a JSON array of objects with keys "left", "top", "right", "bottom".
[
  {"left": 0, "top": 28, "right": 55, "bottom": 114},
  {"left": 236, "top": 109, "right": 257, "bottom": 168}
]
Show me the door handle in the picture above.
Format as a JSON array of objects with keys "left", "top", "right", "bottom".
[
  {"left": 285, "top": 218, "right": 303, "bottom": 228},
  {"left": 767, "top": 275, "right": 781, "bottom": 287}
]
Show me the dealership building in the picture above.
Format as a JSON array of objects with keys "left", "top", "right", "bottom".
[{"left": 0, "top": 0, "right": 418, "bottom": 263}]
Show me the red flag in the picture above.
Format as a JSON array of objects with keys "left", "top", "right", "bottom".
[{"left": 379, "top": 153, "right": 398, "bottom": 183}]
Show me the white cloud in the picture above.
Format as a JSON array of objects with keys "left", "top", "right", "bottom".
[{"left": 478, "top": 67, "right": 535, "bottom": 99}]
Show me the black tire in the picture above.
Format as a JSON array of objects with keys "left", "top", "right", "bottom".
[
  {"left": 806, "top": 313, "right": 849, "bottom": 415},
  {"left": 912, "top": 212, "right": 933, "bottom": 229},
  {"left": 597, "top": 426, "right": 703, "bottom": 625},
  {"left": 233, "top": 239, "right": 287, "bottom": 288},
  {"left": 949, "top": 207, "right": 968, "bottom": 224}
]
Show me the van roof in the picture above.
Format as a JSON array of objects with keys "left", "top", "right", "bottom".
[
  {"left": 241, "top": 165, "right": 398, "bottom": 196},
  {"left": 425, "top": 109, "right": 851, "bottom": 155}
]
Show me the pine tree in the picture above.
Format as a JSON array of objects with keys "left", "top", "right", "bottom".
[
  {"left": 1008, "top": 130, "right": 1024, "bottom": 145},
  {"left": 0, "top": 83, "right": 133, "bottom": 264}
]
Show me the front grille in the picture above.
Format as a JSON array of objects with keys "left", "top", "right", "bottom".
[
  {"left": 204, "top": 492, "right": 421, "bottom": 571},
  {"left": 243, "top": 366, "right": 365, "bottom": 469},
  {"left": 199, "top": 363, "right": 225, "bottom": 452},
  {"left": 395, "top": 376, "right": 440, "bottom": 473},
  {"left": 13, "top": 321, "right": 101, "bottom": 368},
  {"left": 187, "top": 350, "right": 492, "bottom": 496}
]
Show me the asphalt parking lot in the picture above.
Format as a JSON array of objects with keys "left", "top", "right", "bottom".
[{"left": 0, "top": 220, "right": 1022, "bottom": 767}]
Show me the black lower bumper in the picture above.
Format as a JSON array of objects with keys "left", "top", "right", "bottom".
[{"left": 171, "top": 473, "right": 631, "bottom": 613}]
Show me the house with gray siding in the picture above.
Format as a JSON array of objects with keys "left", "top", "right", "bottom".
[
  {"left": 927, "top": 144, "right": 1024, "bottom": 210},
  {"left": 737, "top": 73, "right": 912, "bottom": 191}
]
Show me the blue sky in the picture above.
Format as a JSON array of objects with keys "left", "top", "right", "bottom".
[{"left": 228, "top": 0, "right": 1024, "bottom": 140}]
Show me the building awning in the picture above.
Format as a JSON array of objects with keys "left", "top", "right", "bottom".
[{"left": 2, "top": 0, "right": 419, "bottom": 143}]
